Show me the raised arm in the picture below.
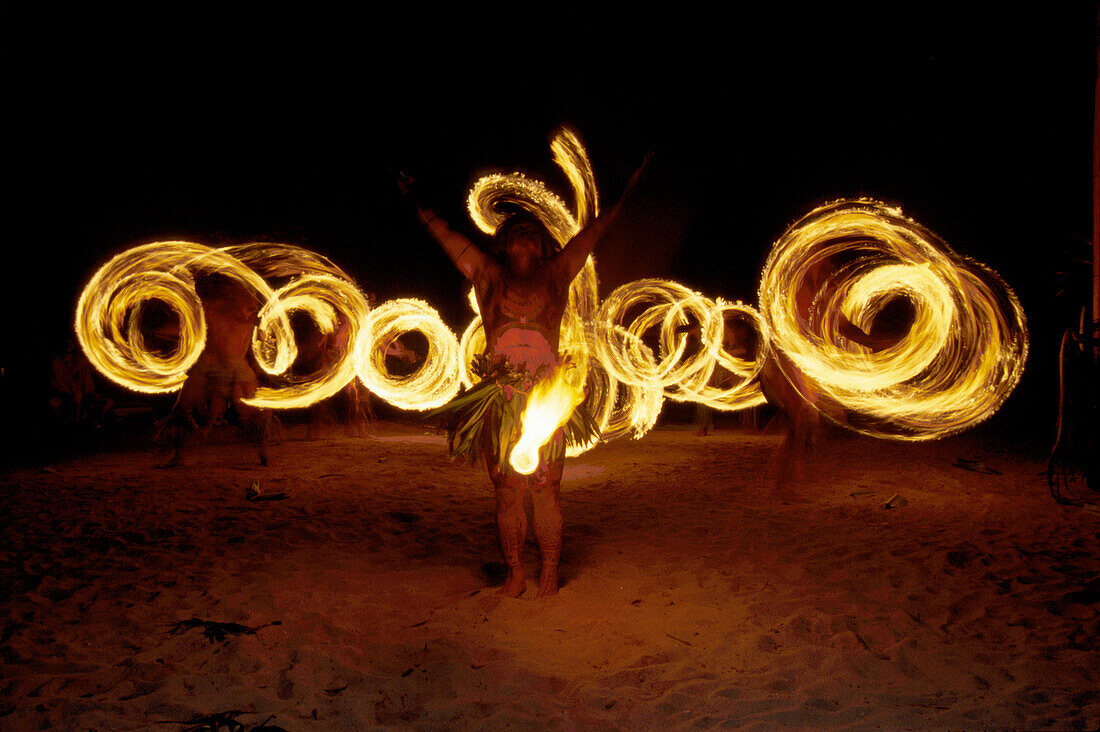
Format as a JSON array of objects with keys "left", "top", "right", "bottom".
[
  {"left": 555, "top": 153, "right": 652, "bottom": 283},
  {"left": 398, "top": 172, "right": 489, "bottom": 282}
]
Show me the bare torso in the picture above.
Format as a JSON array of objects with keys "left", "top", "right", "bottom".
[
  {"left": 164, "top": 284, "right": 272, "bottom": 466},
  {"left": 404, "top": 152, "right": 647, "bottom": 598},
  {"left": 200, "top": 295, "right": 257, "bottom": 369},
  {"left": 476, "top": 263, "right": 568, "bottom": 373}
]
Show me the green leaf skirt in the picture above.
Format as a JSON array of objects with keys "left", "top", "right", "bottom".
[{"left": 429, "top": 356, "right": 601, "bottom": 474}]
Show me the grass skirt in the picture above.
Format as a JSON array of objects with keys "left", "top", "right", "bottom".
[{"left": 430, "top": 354, "right": 601, "bottom": 473}]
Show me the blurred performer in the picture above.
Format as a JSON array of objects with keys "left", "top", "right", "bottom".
[
  {"left": 400, "top": 157, "right": 648, "bottom": 598},
  {"left": 49, "top": 337, "right": 113, "bottom": 424},
  {"left": 760, "top": 264, "right": 911, "bottom": 487},
  {"left": 302, "top": 314, "right": 418, "bottom": 440},
  {"left": 684, "top": 314, "right": 759, "bottom": 437},
  {"left": 759, "top": 352, "right": 821, "bottom": 486},
  {"left": 299, "top": 312, "right": 375, "bottom": 439},
  {"left": 159, "top": 275, "right": 278, "bottom": 467}
]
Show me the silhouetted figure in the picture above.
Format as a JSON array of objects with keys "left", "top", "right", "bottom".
[
  {"left": 159, "top": 275, "right": 277, "bottom": 467},
  {"left": 759, "top": 262, "right": 913, "bottom": 488},
  {"left": 49, "top": 337, "right": 113, "bottom": 425}
]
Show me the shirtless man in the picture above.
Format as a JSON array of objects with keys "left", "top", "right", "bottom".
[
  {"left": 162, "top": 275, "right": 275, "bottom": 466},
  {"left": 759, "top": 266, "right": 913, "bottom": 487},
  {"left": 402, "top": 158, "right": 648, "bottom": 597}
]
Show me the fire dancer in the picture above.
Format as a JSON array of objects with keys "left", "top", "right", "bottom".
[
  {"left": 760, "top": 262, "right": 913, "bottom": 486},
  {"left": 49, "top": 336, "right": 113, "bottom": 425},
  {"left": 680, "top": 313, "right": 760, "bottom": 437},
  {"left": 159, "top": 275, "right": 278, "bottom": 467},
  {"left": 400, "top": 157, "right": 648, "bottom": 597},
  {"left": 300, "top": 311, "right": 382, "bottom": 439}
]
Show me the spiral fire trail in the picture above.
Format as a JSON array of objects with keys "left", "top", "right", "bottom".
[
  {"left": 75, "top": 242, "right": 458, "bottom": 412},
  {"left": 75, "top": 134, "right": 1028, "bottom": 457},
  {"left": 598, "top": 280, "right": 769, "bottom": 414},
  {"left": 354, "top": 298, "right": 461, "bottom": 411},
  {"left": 758, "top": 200, "right": 1028, "bottom": 440},
  {"left": 75, "top": 242, "right": 282, "bottom": 395}
]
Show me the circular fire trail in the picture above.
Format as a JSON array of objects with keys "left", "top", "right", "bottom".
[
  {"left": 75, "top": 132, "right": 1028, "bottom": 460},
  {"left": 758, "top": 200, "right": 1028, "bottom": 440},
  {"left": 74, "top": 242, "right": 455, "bottom": 411},
  {"left": 354, "top": 299, "right": 461, "bottom": 411}
]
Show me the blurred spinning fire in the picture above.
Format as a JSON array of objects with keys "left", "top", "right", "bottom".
[{"left": 75, "top": 130, "right": 1028, "bottom": 469}]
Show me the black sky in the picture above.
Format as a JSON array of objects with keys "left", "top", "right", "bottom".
[{"left": 6, "top": 9, "right": 1095, "bottom": 436}]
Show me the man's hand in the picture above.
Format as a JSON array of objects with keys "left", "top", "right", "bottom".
[
  {"left": 625, "top": 152, "right": 654, "bottom": 197},
  {"left": 394, "top": 168, "right": 417, "bottom": 198},
  {"left": 393, "top": 167, "right": 439, "bottom": 227}
]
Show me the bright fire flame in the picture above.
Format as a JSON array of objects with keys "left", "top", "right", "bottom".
[
  {"left": 353, "top": 298, "right": 461, "bottom": 411},
  {"left": 508, "top": 361, "right": 588, "bottom": 475},
  {"left": 74, "top": 131, "right": 1028, "bottom": 459},
  {"left": 74, "top": 241, "right": 459, "bottom": 411},
  {"left": 758, "top": 200, "right": 1028, "bottom": 440}
]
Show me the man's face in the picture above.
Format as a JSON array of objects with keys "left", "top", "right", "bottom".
[{"left": 504, "top": 221, "right": 544, "bottom": 277}]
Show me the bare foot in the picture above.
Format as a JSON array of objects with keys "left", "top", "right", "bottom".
[
  {"left": 498, "top": 571, "right": 526, "bottom": 598},
  {"left": 159, "top": 453, "right": 184, "bottom": 468},
  {"left": 536, "top": 569, "right": 559, "bottom": 598}
]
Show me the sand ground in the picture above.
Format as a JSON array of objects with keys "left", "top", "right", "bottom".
[{"left": 1, "top": 418, "right": 1098, "bottom": 730}]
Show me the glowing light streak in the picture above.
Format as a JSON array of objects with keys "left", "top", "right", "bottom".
[
  {"left": 672, "top": 299, "right": 770, "bottom": 411},
  {"left": 75, "top": 136, "right": 1027, "bottom": 458},
  {"left": 597, "top": 280, "right": 769, "bottom": 412},
  {"left": 550, "top": 127, "right": 599, "bottom": 230},
  {"left": 247, "top": 273, "right": 370, "bottom": 409},
  {"left": 458, "top": 316, "right": 487, "bottom": 389},
  {"left": 74, "top": 242, "right": 461, "bottom": 412},
  {"left": 758, "top": 200, "right": 1028, "bottom": 440},
  {"left": 353, "top": 298, "right": 462, "bottom": 411},
  {"left": 582, "top": 322, "right": 664, "bottom": 442},
  {"left": 467, "top": 173, "right": 578, "bottom": 245},
  {"left": 74, "top": 241, "right": 281, "bottom": 395}
]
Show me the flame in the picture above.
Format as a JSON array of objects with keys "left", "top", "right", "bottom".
[
  {"left": 74, "top": 241, "right": 459, "bottom": 411},
  {"left": 353, "top": 298, "right": 461, "bottom": 411},
  {"left": 74, "top": 132, "right": 1027, "bottom": 457},
  {"left": 508, "top": 362, "right": 588, "bottom": 475},
  {"left": 74, "top": 241, "right": 285, "bottom": 395},
  {"left": 758, "top": 200, "right": 1028, "bottom": 439},
  {"left": 247, "top": 272, "right": 370, "bottom": 409},
  {"left": 597, "top": 279, "right": 769, "bottom": 415}
]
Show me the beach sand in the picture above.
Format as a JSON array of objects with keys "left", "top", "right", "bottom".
[{"left": 2, "top": 418, "right": 1097, "bottom": 730}]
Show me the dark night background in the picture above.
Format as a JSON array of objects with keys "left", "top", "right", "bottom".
[{"left": 4, "top": 9, "right": 1095, "bottom": 460}]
